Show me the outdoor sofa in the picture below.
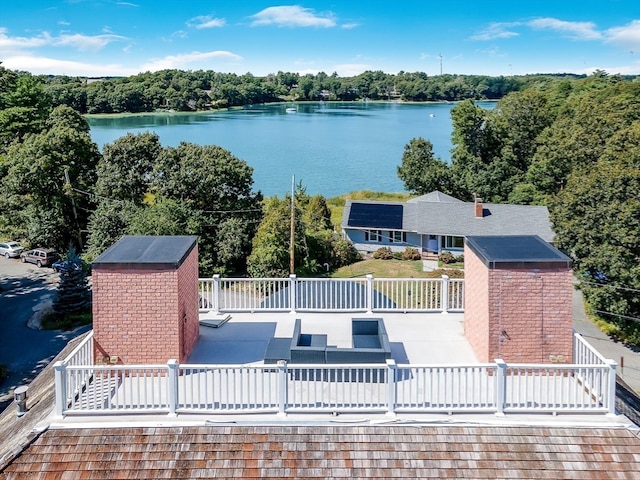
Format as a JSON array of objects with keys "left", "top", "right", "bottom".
[{"left": 265, "top": 318, "right": 391, "bottom": 365}]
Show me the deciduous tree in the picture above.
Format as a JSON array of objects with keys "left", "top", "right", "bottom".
[{"left": 397, "top": 137, "right": 457, "bottom": 195}]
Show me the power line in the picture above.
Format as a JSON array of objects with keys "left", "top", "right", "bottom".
[
  {"left": 580, "top": 280, "right": 640, "bottom": 294},
  {"left": 70, "top": 187, "right": 263, "bottom": 214},
  {"left": 593, "top": 310, "right": 640, "bottom": 325}
]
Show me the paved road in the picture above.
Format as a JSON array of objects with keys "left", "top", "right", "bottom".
[
  {"left": 572, "top": 287, "right": 640, "bottom": 394},
  {"left": 0, "top": 257, "right": 89, "bottom": 405}
]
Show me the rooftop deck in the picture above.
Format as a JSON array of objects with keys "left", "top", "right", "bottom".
[
  {"left": 52, "top": 311, "right": 617, "bottom": 420},
  {"left": 188, "top": 311, "right": 477, "bottom": 365}
]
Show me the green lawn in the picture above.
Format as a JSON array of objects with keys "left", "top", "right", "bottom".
[{"left": 331, "top": 259, "right": 463, "bottom": 279}]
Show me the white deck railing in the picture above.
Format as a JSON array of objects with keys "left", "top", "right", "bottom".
[
  {"left": 199, "top": 274, "right": 464, "bottom": 313},
  {"left": 54, "top": 357, "right": 616, "bottom": 417}
]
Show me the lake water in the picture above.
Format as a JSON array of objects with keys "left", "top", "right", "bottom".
[{"left": 87, "top": 101, "right": 494, "bottom": 197}]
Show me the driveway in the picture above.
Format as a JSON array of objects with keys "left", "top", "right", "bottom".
[{"left": 0, "top": 257, "right": 90, "bottom": 408}]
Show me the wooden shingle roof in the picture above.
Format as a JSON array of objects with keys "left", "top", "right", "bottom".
[{"left": 2, "top": 424, "right": 640, "bottom": 479}]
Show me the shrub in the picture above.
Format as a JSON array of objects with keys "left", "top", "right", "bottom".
[
  {"left": 331, "top": 239, "right": 361, "bottom": 267},
  {"left": 438, "top": 251, "right": 455, "bottom": 264},
  {"left": 402, "top": 247, "right": 421, "bottom": 260},
  {"left": 393, "top": 252, "right": 403, "bottom": 260},
  {"left": 372, "top": 247, "right": 393, "bottom": 260}
]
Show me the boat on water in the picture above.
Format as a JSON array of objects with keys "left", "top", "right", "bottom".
[{"left": 286, "top": 107, "right": 297, "bottom": 113}]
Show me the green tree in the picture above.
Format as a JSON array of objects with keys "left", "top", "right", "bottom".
[
  {"left": 0, "top": 72, "right": 52, "bottom": 151},
  {"left": 84, "top": 200, "right": 139, "bottom": 260},
  {"left": 247, "top": 187, "right": 355, "bottom": 277},
  {"left": 153, "top": 142, "right": 262, "bottom": 275},
  {"left": 526, "top": 79, "right": 640, "bottom": 198},
  {"left": 551, "top": 123, "right": 640, "bottom": 342},
  {"left": 2, "top": 106, "right": 100, "bottom": 249},
  {"left": 247, "top": 196, "right": 306, "bottom": 278},
  {"left": 397, "top": 137, "right": 457, "bottom": 195},
  {"left": 96, "top": 132, "right": 161, "bottom": 202},
  {"left": 52, "top": 246, "right": 92, "bottom": 317}
]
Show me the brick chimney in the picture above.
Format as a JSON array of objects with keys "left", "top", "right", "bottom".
[
  {"left": 474, "top": 197, "right": 483, "bottom": 218},
  {"left": 92, "top": 235, "right": 200, "bottom": 364}
]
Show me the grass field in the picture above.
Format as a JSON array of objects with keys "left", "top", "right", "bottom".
[{"left": 331, "top": 259, "right": 463, "bottom": 279}]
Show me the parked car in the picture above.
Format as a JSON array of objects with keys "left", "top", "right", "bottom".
[
  {"left": 20, "top": 248, "right": 60, "bottom": 267},
  {"left": 0, "top": 241, "right": 24, "bottom": 258},
  {"left": 52, "top": 258, "right": 84, "bottom": 274}
]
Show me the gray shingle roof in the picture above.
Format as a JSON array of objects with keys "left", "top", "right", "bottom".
[{"left": 342, "top": 192, "right": 554, "bottom": 242}]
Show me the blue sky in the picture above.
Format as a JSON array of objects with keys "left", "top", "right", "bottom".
[{"left": 1, "top": 1, "right": 639, "bottom": 77}]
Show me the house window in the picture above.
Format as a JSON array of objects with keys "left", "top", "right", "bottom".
[
  {"left": 390, "top": 231, "right": 406, "bottom": 243},
  {"left": 365, "top": 230, "right": 382, "bottom": 242},
  {"left": 442, "top": 235, "right": 464, "bottom": 249}
]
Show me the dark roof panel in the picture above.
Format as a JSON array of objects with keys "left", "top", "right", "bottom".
[
  {"left": 466, "top": 235, "right": 571, "bottom": 269},
  {"left": 93, "top": 235, "right": 198, "bottom": 270},
  {"left": 348, "top": 203, "right": 403, "bottom": 229}
]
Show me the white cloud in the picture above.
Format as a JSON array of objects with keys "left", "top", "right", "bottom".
[
  {"left": 251, "top": 6, "right": 336, "bottom": 28},
  {"left": 604, "top": 20, "right": 640, "bottom": 49},
  {"left": 2, "top": 55, "right": 135, "bottom": 76},
  {"left": 0, "top": 28, "right": 52, "bottom": 49},
  {"left": 0, "top": 28, "right": 126, "bottom": 52},
  {"left": 470, "top": 22, "right": 520, "bottom": 41},
  {"left": 527, "top": 18, "right": 601, "bottom": 41},
  {"left": 341, "top": 23, "right": 359, "bottom": 30},
  {"left": 54, "top": 33, "right": 128, "bottom": 51},
  {"left": 140, "top": 50, "right": 243, "bottom": 71},
  {"left": 186, "top": 15, "right": 226, "bottom": 29}
]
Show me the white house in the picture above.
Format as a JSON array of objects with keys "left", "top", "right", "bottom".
[{"left": 341, "top": 191, "right": 554, "bottom": 256}]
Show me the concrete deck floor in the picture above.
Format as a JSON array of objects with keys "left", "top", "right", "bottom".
[{"left": 188, "top": 312, "right": 478, "bottom": 365}]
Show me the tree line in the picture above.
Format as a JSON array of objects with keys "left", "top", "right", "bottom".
[
  {"left": 398, "top": 71, "right": 640, "bottom": 344},
  {"left": 38, "top": 69, "right": 586, "bottom": 114}
]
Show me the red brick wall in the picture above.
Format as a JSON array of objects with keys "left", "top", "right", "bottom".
[
  {"left": 92, "top": 245, "right": 199, "bottom": 364},
  {"left": 463, "top": 244, "right": 490, "bottom": 362},
  {"left": 177, "top": 245, "right": 199, "bottom": 361},
  {"left": 464, "top": 245, "right": 573, "bottom": 363}
]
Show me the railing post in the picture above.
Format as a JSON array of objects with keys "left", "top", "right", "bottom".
[
  {"left": 366, "top": 274, "right": 374, "bottom": 314},
  {"left": 386, "top": 359, "right": 397, "bottom": 416},
  {"left": 289, "top": 274, "right": 297, "bottom": 313},
  {"left": 167, "top": 360, "right": 179, "bottom": 417},
  {"left": 606, "top": 359, "right": 618, "bottom": 417},
  {"left": 54, "top": 361, "right": 67, "bottom": 418},
  {"left": 495, "top": 359, "right": 506, "bottom": 416},
  {"left": 277, "top": 360, "right": 287, "bottom": 416},
  {"left": 441, "top": 275, "right": 449, "bottom": 314},
  {"left": 212, "top": 274, "right": 221, "bottom": 314}
]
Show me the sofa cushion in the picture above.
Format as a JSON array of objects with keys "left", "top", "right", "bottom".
[{"left": 353, "top": 334, "right": 381, "bottom": 349}]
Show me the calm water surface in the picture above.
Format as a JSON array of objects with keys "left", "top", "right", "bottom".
[{"left": 87, "top": 102, "right": 494, "bottom": 197}]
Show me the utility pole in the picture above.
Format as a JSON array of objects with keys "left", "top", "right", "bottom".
[
  {"left": 289, "top": 174, "right": 295, "bottom": 275},
  {"left": 64, "top": 168, "right": 83, "bottom": 249}
]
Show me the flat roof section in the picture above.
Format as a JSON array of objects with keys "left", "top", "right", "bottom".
[
  {"left": 465, "top": 235, "right": 572, "bottom": 269},
  {"left": 92, "top": 235, "right": 198, "bottom": 270}
]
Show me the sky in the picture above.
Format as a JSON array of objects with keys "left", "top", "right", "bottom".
[{"left": 1, "top": 1, "right": 639, "bottom": 78}]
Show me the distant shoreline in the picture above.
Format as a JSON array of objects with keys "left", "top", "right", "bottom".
[{"left": 83, "top": 99, "right": 496, "bottom": 119}]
